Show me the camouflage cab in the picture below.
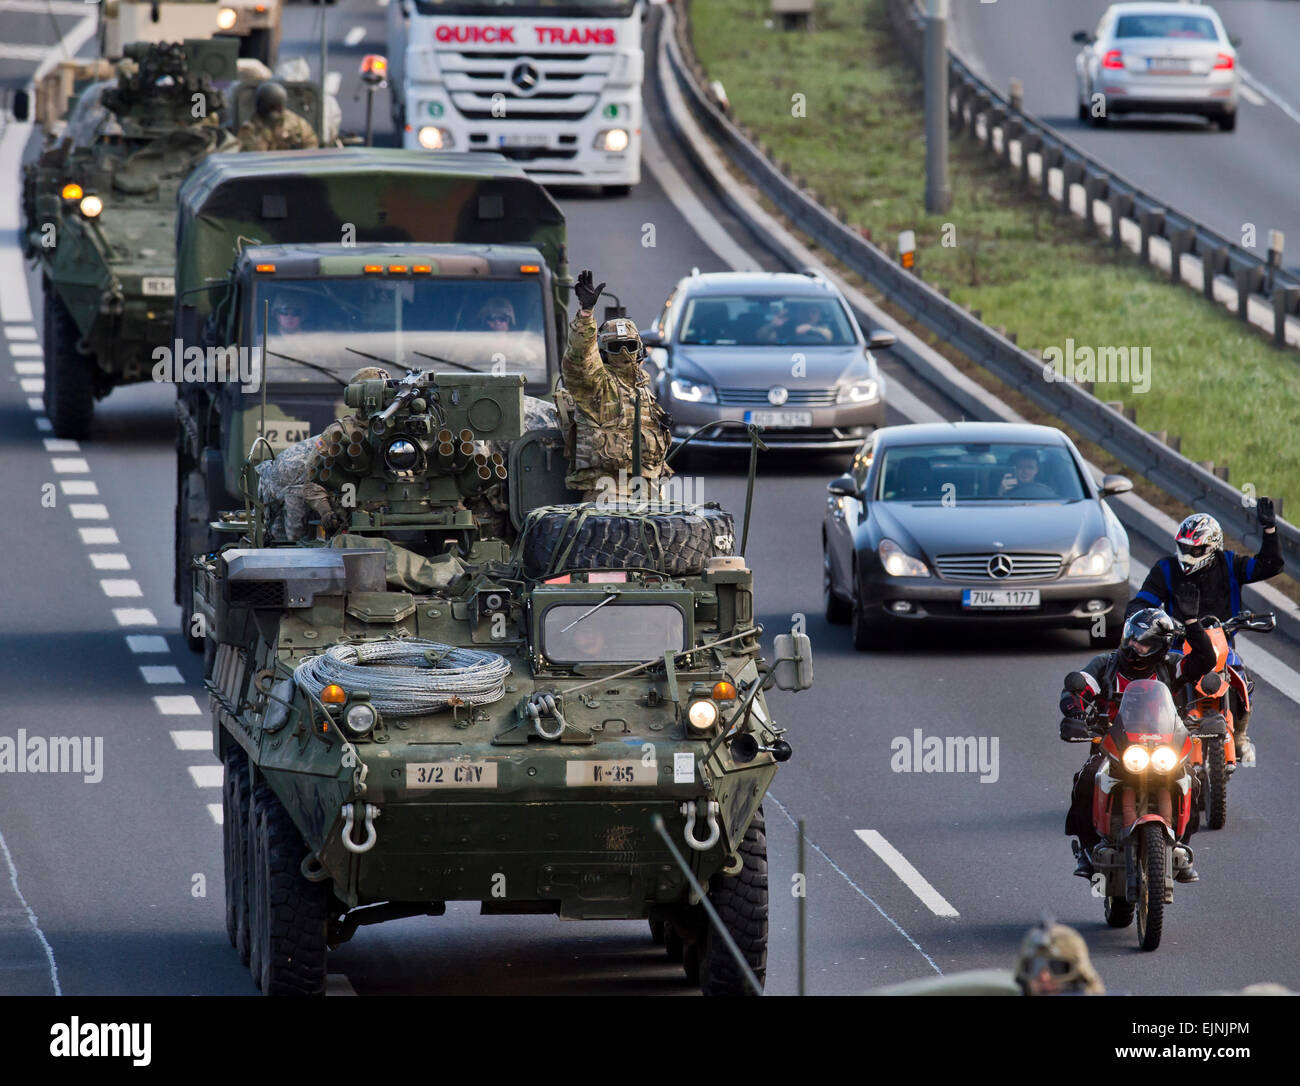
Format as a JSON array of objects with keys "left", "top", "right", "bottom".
[
  {"left": 173, "top": 149, "right": 569, "bottom": 648},
  {"left": 98, "top": 0, "right": 283, "bottom": 66},
  {"left": 196, "top": 370, "right": 808, "bottom": 996},
  {"left": 21, "top": 38, "right": 241, "bottom": 439}
]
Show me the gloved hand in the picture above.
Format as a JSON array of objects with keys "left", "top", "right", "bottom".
[
  {"left": 1174, "top": 582, "right": 1200, "bottom": 620},
  {"left": 1257, "top": 496, "right": 1276, "bottom": 530},
  {"left": 320, "top": 511, "right": 345, "bottom": 536},
  {"left": 574, "top": 270, "right": 605, "bottom": 311},
  {"left": 1060, "top": 715, "right": 1090, "bottom": 742}
]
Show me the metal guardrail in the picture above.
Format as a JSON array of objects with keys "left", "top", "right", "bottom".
[
  {"left": 664, "top": 1, "right": 1298, "bottom": 570},
  {"left": 885, "top": 0, "right": 1300, "bottom": 348}
]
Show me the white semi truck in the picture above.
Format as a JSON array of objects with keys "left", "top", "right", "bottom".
[{"left": 387, "top": 0, "right": 644, "bottom": 193}]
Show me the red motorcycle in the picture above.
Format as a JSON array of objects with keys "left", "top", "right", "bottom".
[{"left": 1063, "top": 674, "right": 1194, "bottom": 952}]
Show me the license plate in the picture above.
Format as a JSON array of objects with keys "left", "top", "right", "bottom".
[
  {"left": 498, "top": 134, "right": 549, "bottom": 148},
  {"left": 743, "top": 410, "right": 813, "bottom": 428},
  {"left": 963, "top": 589, "right": 1041, "bottom": 609},
  {"left": 1147, "top": 57, "right": 1191, "bottom": 72},
  {"left": 565, "top": 760, "right": 658, "bottom": 787},
  {"left": 407, "top": 761, "right": 498, "bottom": 789},
  {"left": 141, "top": 276, "right": 174, "bottom": 296},
  {"left": 257, "top": 419, "right": 312, "bottom": 447}
]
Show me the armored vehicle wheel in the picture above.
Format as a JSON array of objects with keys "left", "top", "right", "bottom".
[
  {"left": 521, "top": 505, "right": 735, "bottom": 578},
  {"left": 1104, "top": 894, "right": 1134, "bottom": 928},
  {"left": 248, "top": 783, "right": 329, "bottom": 995},
  {"left": 648, "top": 918, "right": 666, "bottom": 945},
  {"left": 42, "top": 282, "right": 96, "bottom": 440},
  {"left": 1205, "top": 737, "right": 1228, "bottom": 830},
  {"left": 700, "top": 809, "right": 768, "bottom": 996},
  {"left": 222, "top": 745, "right": 251, "bottom": 964},
  {"left": 176, "top": 466, "right": 208, "bottom": 653}
]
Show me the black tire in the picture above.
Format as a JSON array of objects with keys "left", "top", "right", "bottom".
[
  {"left": 700, "top": 809, "right": 767, "bottom": 996},
  {"left": 1216, "top": 110, "right": 1237, "bottom": 132},
  {"left": 222, "top": 745, "right": 251, "bottom": 964},
  {"left": 850, "top": 569, "right": 887, "bottom": 651},
  {"left": 823, "top": 539, "right": 850, "bottom": 625},
  {"left": 177, "top": 467, "right": 207, "bottom": 653},
  {"left": 43, "top": 282, "right": 96, "bottom": 440},
  {"left": 664, "top": 925, "right": 683, "bottom": 963},
  {"left": 248, "top": 785, "right": 329, "bottom": 995},
  {"left": 521, "top": 504, "right": 735, "bottom": 577},
  {"left": 1104, "top": 893, "right": 1134, "bottom": 928},
  {"left": 682, "top": 940, "right": 700, "bottom": 986},
  {"left": 1135, "top": 822, "right": 1166, "bottom": 952},
  {"left": 247, "top": 783, "right": 269, "bottom": 987},
  {"left": 1205, "top": 737, "right": 1228, "bottom": 830},
  {"left": 648, "top": 918, "right": 665, "bottom": 946},
  {"left": 602, "top": 184, "right": 633, "bottom": 197}
]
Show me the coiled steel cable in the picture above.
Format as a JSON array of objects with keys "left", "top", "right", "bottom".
[{"left": 293, "top": 639, "right": 511, "bottom": 716}]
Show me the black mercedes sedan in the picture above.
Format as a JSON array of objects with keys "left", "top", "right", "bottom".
[{"left": 822, "top": 422, "right": 1134, "bottom": 650}]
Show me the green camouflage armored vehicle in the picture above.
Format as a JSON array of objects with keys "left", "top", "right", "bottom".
[
  {"left": 21, "top": 37, "right": 241, "bottom": 438},
  {"left": 196, "top": 369, "right": 809, "bottom": 996},
  {"left": 173, "top": 149, "right": 569, "bottom": 648},
  {"left": 98, "top": 0, "right": 283, "bottom": 67}
]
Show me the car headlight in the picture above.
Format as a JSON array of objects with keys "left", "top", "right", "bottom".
[
  {"left": 594, "top": 128, "right": 630, "bottom": 152},
  {"left": 343, "top": 702, "right": 377, "bottom": 737},
  {"left": 687, "top": 699, "right": 719, "bottom": 732},
  {"left": 1122, "top": 745, "right": 1150, "bottom": 773},
  {"left": 878, "top": 538, "right": 929, "bottom": 578},
  {"left": 417, "top": 126, "right": 451, "bottom": 150},
  {"left": 216, "top": 6, "right": 238, "bottom": 30},
  {"left": 1150, "top": 745, "right": 1178, "bottom": 773},
  {"left": 1067, "top": 537, "right": 1115, "bottom": 577},
  {"left": 836, "top": 379, "right": 879, "bottom": 404},
  {"left": 670, "top": 377, "right": 717, "bottom": 404}
]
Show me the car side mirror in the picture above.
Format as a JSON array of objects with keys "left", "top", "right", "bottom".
[
  {"left": 11, "top": 88, "right": 30, "bottom": 123},
  {"left": 772, "top": 632, "right": 813, "bottom": 691},
  {"left": 640, "top": 329, "right": 662, "bottom": 348},
  {"left": 1072, "top": 30, "right": 1092, "bottom": 44},
  {"left": 828, "top": 473, "right": 859, "bottom": 499},
  {"left": 867, "top": 329, "right": 897, "bottom": 350},
  {"left": 1229, "top": 35, "right": 1241, "bottom": 48},
  {"left": 1100, "top": 474, "right": 1132, "bottom": 497}
]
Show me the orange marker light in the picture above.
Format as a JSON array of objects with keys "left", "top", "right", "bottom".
[
  {"left": 388, "top": 264, "right": 408, "bottom": 274},
  {"left": 61, "top": 183, "right": 83, "bottom": 200},
  {"left": 361, "top": 54, "right": 388, "bottom": 76},
  {"left": 712, "top": 681, "right": 738, "bottom": 701},
  {"left": 412, "top": 265, "right": 432, "bottom": 274},
  {"left": 363, "top": 265, "right": 383, "bottom": 274},
  {"left": 519, "top": 264, "right": 540, "bottom": 274},
  {"left": 321, "top": 684, "right": 347, "bottom": 705},
  {"left": 254, "top": 263, "right": 276, "bottom": 273}
]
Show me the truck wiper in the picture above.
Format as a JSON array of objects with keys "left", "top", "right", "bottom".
[
  {"left": 345, "top": 345, "right": 397, "bottom": 367},
  {"left": 263, "top": 349, "right": 348, "bottom": 386},
  {"left": 559, "top": 592, "right": 621, "bottom": 633},
  {"left": 412, "top": 350, "right": 479, "bottom": 374}
]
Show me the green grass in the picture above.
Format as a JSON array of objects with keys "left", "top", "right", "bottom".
[{"left": 689, "top": 0, "right": 1299, "bottom": 505}]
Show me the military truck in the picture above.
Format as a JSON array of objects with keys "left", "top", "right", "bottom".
[
  {"left": 195, "top": 367, "right": 809, "bottom": 996},
  {"left": 98, "top": 0, "right": 283, "bottom": 67},
  {"left": 21, "top": 38, "right": 243, "bottom": 439},
  {"left": 173, "top": 149, "right": 570, "bottom": 649}
]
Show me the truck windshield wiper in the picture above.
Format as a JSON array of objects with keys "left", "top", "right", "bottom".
[
  {"left": 559, "top": 592, "right": 621, "bottom": 633},
  {"left": 412, "top": 350, "right": 480, "bottom": 374},
  {"left": 263, "top": 349, "right": 348, "bottom": 386},
  {"left": 346, "top": 346, "right": 397, "bottom": 368}
]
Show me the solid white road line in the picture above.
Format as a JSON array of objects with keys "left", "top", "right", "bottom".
[
  {"left": 0, "top": 830, "right": 61, "bottom": 996},
  {"left": 140, "top": 666, "right": 184, "bottom": 685},
  {"left": 126, "top": 635, "right": 169, "bottom": 654},
  {"left": 79, "top": 527, "right": 118, "bottom": 545},
  {"left": 155, "top": 695, "right": 202, "bottom": 715},
  {"left": 854, "top": 829, "right": 960, "bottom": 918},
  {"left": 1240, "top": 68, "right": 1300, "bottom": 128},
  {"left": 113, "top": 608, "right": 157, "bottom": 627},
  {"left": 170, "top": 731, "right": 211, "bottom": 751}
]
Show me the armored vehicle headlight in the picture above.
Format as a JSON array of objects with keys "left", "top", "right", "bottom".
[
  {"left": 321, "top": 684, "right": 347, "bottom": 705},
  {"left": 384, "top": 438, "right": 418, "bottom": 472},
  {"left": 216, "top": 6, "right": 238, "bottom": 30},
  {"left": 79, "top": 195, "right": 103, "bottom": 218},
  {"left": 344, "top": 703, "right": 377, "bottom": 736},
  {"left": 1122, "top": 746, "right": 1150, "bottom": 773},
  {"left": 687, "top": 699, "right": 719, "bottom": 732},
  {"left": 61, "top": 183, "right": 83, "bottom": 200}
]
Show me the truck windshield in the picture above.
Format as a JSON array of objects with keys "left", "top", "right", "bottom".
[
  {"left": 413, "top": 0, "right": 638, "bottom": 17},
  {"left": 252, "top": 277, "right": 548, "bottom": 385},
  {"left": 542, "top": 603, "right": 685, "bottom": 665}
]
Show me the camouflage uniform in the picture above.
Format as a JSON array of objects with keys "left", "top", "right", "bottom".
[
  {"left": 237, "top": 109, "right": 319, "bottom": 151},
  {"left": 256, "top": 434, "right": 338, "bottom": 542},
  {"left": 559, "top": 309, "right": 671, "bottom": 500}
]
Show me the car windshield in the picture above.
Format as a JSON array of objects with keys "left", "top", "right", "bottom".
[
  {"left": 1114, "top": 679, "right": 1179, "bottom": 738},
  {"left": 677, "top": 294, "right": 856, "bottom": 346},
  {"left": 252, "top": 277, "right": 547, "bottom": 385},
  {"left": 1114, "top": 14, "right": 1218, "bottom": 40},
  {"left": 542, "top": 603, "right": 685, "bottom": 664},
  {"left": 875, "top": 442, "right": 1087, "bottom": 502}
]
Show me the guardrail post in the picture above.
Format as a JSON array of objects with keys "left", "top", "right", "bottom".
[
  {"left": 1109, "top": 193, "right": 1133, "bottom": 250},
  {"left": 1020, "top": 131, "right": 1041, "bottom": 190},
  {"left": 1273, "top": 287, "right": 1300, "bottom": 347},
  {"left": 1235, "top": 266, "right": 1264, "bottom": 323},
  {"left": 1169, "top": 227, "right": 1196, "bottom": 285},
  {"left": 986, "top": 105, "right": 1007, "bottom": 155},
  {"left": 1202, "top": 246, "right": 1227, "bottom": 299},
  {"left": 1040, "top": 145, "right": 1063, "bottom": 203},
  {"left": 1139, "top": 208, "right": 1165, "bottom": 265}
]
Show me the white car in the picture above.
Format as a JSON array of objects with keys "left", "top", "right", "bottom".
[{"left": 1073, "top": 2, "right": 1241, "bottom": 130}]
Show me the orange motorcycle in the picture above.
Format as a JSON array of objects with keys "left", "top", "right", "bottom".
[{"left": 1179, "top": 611, "right": 1274, "bottom": 830}]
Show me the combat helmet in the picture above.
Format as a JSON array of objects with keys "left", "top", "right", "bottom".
[
  {"left": 597, "top": 316, "right": 645, "bottom": 364},
  {"left": 1014, "top": 917, "right": 1105, "bottom": 995}
]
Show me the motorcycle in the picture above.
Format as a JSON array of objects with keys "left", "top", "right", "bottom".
[
  {"left": 1063, "top": 674, "right": 1194, "bottom": 952},
  {"left": 1177, "top": 611, "right": 1274, "bottom": 830}
]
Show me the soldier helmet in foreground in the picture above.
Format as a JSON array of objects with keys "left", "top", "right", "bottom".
[
  {"left": 1014, "top": 917, "right": 1104, "bottom": 995},
  {"left": 254, "top": 81, "right": 289, "bottom": 118},
  {"left": 348, "top": 366, "right": 391, "bottom": 384},
  {"left": 597, "top": 317, "right": 644, "bottom": 364}
]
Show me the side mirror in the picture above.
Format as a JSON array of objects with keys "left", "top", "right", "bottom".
[
  {"left": 11, "top": 88, "right": 30, "bottom": 123},
  {"left": 1199, "top": 671, "right": 1223, "bottom": 696},
  {"left": 1071, "top": 30, "right": 1092, "bottom": 45},
  {"left": 1229, "top": 35, "right": 1242, "bottom": 48},
  {"left": 827, "top": 473, "right": 859, "bottom": 499},
  {"left": 867, "top": 329, "right": 897, "bottom": 350},
  {"left": 772, "top": 632, "right": 814, "bottom": 692},
  {"left": 1100, "top": 474, "right": 1132, "bottom": 497},
  {"left": 640, "top": 329, "right": 663, "bottom": 348}
]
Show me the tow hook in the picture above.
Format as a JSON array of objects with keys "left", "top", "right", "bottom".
[
  {"left": 680, "top": 799, "right": 721, "bottom": 852},
  {"left": 341, "top": 801, "right": 380, "bottom": 854},
  {"left": 526, "top": 691, "right": 567, "bottom": 740}
]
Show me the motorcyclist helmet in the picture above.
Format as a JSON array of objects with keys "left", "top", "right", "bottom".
[
  {"left": 1174, "top": 513, "right": 1223, "bottom": 575},
  {"left": 1118, "top": 608, "right": 1178, "bottom": 675}
]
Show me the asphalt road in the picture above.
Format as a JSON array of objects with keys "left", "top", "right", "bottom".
[
  {"left": 948, "top": 0, "right": 1300, "bottom": 273},
  {"left": 1, "top": 0, "right": 1298, "bottom": 998}
]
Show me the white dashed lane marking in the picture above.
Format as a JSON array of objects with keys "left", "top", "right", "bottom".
[
  {"left": 855, "top": 829, "right": 960, "bottom": 918},
  {"left": 14, "top": 359, "right": 42, "bottom": 372},
  {"left": 113, "top": 608, "right": 158, "bottom": 627},
  {"left": 4, "top": 325, "right": 37, "bottom": 339},
  {"left": 69, "top": 504, "right": 109, "bottom": 520},
  {"left": 43, "top": 438, "right": 78, "bottom": 452},
  {"left": 140, "top": 666, "right": 184, "bottom": 685},
  {"left": 344, "top": 25, "right": 366, "bottom": 46},
  {"left": 21, "top": 382, "right": 42, "bottom": 396},
  {"left": 59, "top": 480, "right": 98, "bottom": 496},
  {"left": 126, "top": 635, "right": 169, "bottom": 653},
  {"left": 51, "top": 458, "right": 89, "bottom": 473},
  {"left": 80, "top": 527, "right": 118, "bottom": 544},
  {"left": 188, "top": 766, "right": 222, "bottom": 788},
  {"left": 89, "top": 552, "right": 128, "bottom": 569},
  {"left": 154, "top": 695, "right": 202, "bottom": 715},
  {"left": 34, "top": 418, "right": 51, "bottom": 432},
  {"left": 10, "top": 343, "right": 41, "bottom": 357},
  {"left": 99, "top": 579, "right": 142, "bottom": 598},
  {"left": 170, "top": 731, "right": 210, "bottom": 751},
  {"left": 207, "top": 804, "right": 223, "bottom": 825}
]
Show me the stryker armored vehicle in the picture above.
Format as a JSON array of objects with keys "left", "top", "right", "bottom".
[
  {"left": 21, "top": 38, "right": 242, "bottom": 438},
  {"left": 173, "top": 149, "right": 570, "bottom": 649},
  {"left": 196, "top": 369, "right": 810, "bottom": 996},
  {"left": 98, "top": 0, "right": 283, "bottom": 67}
]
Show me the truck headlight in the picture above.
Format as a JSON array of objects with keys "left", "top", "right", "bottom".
[
  {"left": 594, "top": 128, "right": 630, "bottom": 152},
  {"left": 418, "top": 126, "right": 451, "bottom": 150},
  {"left": 687, "top": 699, "right": 719, "bottom": 732},
  {"left": 216, "top": 6, "right": 238, "bottom": 30},
  {"left": 669, "top": 377, "right": 716, "bottom": 403},
  {"left": 1068, "top": 537, "right": 1115, "bottom": 577},
  {"left": 343, "top": 703, "right": 377, "bottom": 737},
  {"left": 878, "top": 538, "right": 929, "bottom": 578}
]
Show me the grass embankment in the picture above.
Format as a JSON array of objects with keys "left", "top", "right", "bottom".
[{"left": 688, "top": 0, "right": 1299, "bottom": 534}]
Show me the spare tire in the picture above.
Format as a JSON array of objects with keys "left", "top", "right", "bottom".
[{"left": 520, "top": 504, "right": 736, "bottom": 577}]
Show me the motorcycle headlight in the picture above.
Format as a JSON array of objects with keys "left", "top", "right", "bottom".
[
  {"left": 343, "top": 703, "right": 377, "bottom": 737},
  {"left": 669, "top": 377, "right": 717, "bottom": 404},
  {"left": 1122, "top": 745, "right": 1151, "bottom": 773},
  {"left": 1150, "top": 745, "right": 1178, "bottom": 773},
  {"left": 687, "top": 699, "right": 719, "bottom": 733},
  {"left": 836, "top": 379, "right": 879, "bottom": 404},
  {"left": 1068, "top": 537, "right": 1115, "bottom": 578},
  {"left": 878, "top": 538, "right": 929, "bottom": 578}
]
